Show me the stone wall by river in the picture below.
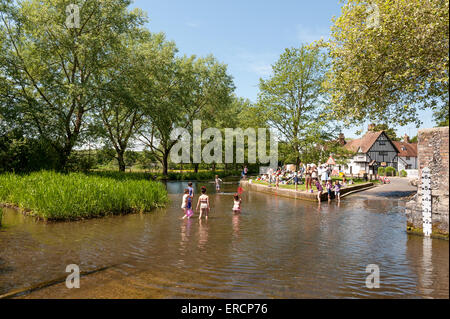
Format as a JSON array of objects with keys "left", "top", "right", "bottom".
[{"left": 406, "top": 126, "right": 449, "bottom": 238}]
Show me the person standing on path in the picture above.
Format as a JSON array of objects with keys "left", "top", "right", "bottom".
[
  {"left": 294, "top": 172, "right": 299, "bottom": 191},
  {"left": 305, "top": 165, "right": 312, "bottom": 193}
]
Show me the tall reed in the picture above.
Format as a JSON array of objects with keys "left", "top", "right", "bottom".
[{"left": 0, "top": 171, "right": 168, "bottom": 221}]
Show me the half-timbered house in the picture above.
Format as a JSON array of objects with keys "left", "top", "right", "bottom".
[{"left": 342, "top": 125, "right": 400, "bottom": 175}]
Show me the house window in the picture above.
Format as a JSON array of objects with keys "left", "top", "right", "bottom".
[
  {"left": 379, "top": 152, "right": 388, "bottom": 156},
  {"left": 379, "top": 141, "right": 386, "bottom": 146},
  {"left": 406, "top": 157, "right": 410, "bottom": 161}
]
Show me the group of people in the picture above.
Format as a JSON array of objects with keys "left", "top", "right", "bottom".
[
  {"left": 254, "top": 163, "right": 353, "bottom": 202},
  {"left": 181, "top": 181, "right": 242, "bottom": 220}
]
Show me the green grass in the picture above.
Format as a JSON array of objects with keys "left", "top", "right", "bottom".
[{"left": 0, "top": 171, "right": 168, "bottom": 221}]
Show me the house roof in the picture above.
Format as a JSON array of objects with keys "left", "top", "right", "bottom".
[
  {"left": 344, "top": 131, "right": 384, "bottom": 153},
  {"left": 393, "top": 141, "right": 418, "bottom": 157},
  {"left": 344, "top": 131, "right": 402, "bottom": 154}
]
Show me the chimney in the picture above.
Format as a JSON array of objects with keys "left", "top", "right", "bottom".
[
  {"left": 338, "top": 133, "right": 346, "bottom": 145},
  {"left": 403, "top": 134, "right": 410, "bottom": 143},
  {"left": 368, "top": 124, "right": 376, "bottom": 131}
]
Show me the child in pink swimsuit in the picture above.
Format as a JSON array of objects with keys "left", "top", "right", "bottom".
[{"left": 233, "top": 194, "right": 241, "bottom": 213}]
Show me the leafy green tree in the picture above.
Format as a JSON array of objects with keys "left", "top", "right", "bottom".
[
  {"left": 139, "top": 54, "right": 235, "bottom": 176},
  {"left": 0, "top": 0, "right": 147, "bottom": 169},
  {"left": 326, "top": 0, "right": 449, "bottom": 127},
  {"left": 256, "top": 45, "right": 334, "bottom": 167},
  {"left": 95, "top": 33, "right": 164, "bottom": 171}
]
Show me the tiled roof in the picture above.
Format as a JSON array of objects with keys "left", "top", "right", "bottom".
[
  {"left": 344, "top": 131, "right": 384, "bottom": 153},
  {"left": 393, "top": 141, "right": 418, "bottom": 157}
]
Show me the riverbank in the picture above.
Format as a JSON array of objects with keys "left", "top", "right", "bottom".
[
  {"left": 0, "top": 171, "right": 168, "bottom": 222},
  {"left": 240, "top": 180, "right": 375, "bottom": 202}
]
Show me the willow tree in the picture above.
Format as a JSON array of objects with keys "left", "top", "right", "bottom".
[
  {"left": 0, "top": 0, "right": 146, "bottom": 169},
  {"left": 94, "top": 33, "right": 170, "bottom": 172},
  {"left": 139, "top": 54, "right": 235, "bottom": 176},
  {"left": 257, "top": 45, "right": 333, "bottom": 167},
  {"left": 326, "top": 0, "right": 449, "bottom": 127}
]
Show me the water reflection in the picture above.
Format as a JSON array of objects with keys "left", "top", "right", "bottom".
[
  {"left": 421, "top": 237, "right": 434, "bottom": 298},
  {"left": 0, "top": 182, "right": 448, "bottom": 299},
  {"left": 232, "top": 213, "right": 240, "bottom": 238},
  {"left": 198, "top": 219, "right": 209, "bottom": 250}
]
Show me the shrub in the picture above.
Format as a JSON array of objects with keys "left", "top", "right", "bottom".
[
  {"left": 385, "top": 167, "right": 397, "bottom": 176},
  {"left": 377, "top": 167, "right": 386, "bottom": 176},
  {"left": 400, "top": 170, "right": 408, "bottom": 177}
]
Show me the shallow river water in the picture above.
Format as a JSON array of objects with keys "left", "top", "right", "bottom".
[{"left": 0, "top": 181, "right": 448, "bottom": 298}]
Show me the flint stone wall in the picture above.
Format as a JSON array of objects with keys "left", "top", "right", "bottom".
[{"left": 406, "top": 127, "right": 449, "bottom": 237}]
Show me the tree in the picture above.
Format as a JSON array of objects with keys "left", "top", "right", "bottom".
[
  {"left": 326, "top": 0, "right": 449, "bottom": 127},
  {"left": 256, "top": 45, "right": 335, "bottom": 167},
  {"left": 0, "top": 0, "right": 147, "bottom": 169},
  {"left": 139, "top": 54, "right": 235, "bottom": 176},
  {"left": 95, "top": 32, "right": 162, "bottom": 171}
]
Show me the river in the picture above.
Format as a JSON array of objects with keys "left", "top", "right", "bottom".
[{"left": 0, "top": 181, "right": 448, "bottom": 298}]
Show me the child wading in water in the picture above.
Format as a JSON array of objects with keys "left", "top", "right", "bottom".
[
  {"left": 326, "top": 178, "right": 333, "bottom": 202},
  {"left": 334, "top": 180, "right": 341, "bottom": 202},
  {"left": 196, "top": 186, "right": 210, "bottom": 220},
  {"left": 181, "top": 189, "right": 193, "bottom": 219},
  {"left": 215, "top": 175, "right": 223, "bottom": 192},
  {"left": 232, "top": 193, "right": 242, "bottom": 213}
]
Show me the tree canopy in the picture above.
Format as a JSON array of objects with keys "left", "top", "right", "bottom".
[
  {"left": 256, "top": 45, "right": 340, "bottom": 166},
  {"left": 326, "top": 0, "right": 449, "bottom": 127}
]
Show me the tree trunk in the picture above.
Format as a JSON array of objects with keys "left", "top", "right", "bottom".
[
  {"left": 57, "top": 144, "right": 73, "bottom": 171},
  {"left": 194, "top": 163, "right": 199, "bottom": 174},
  {"left": 162, "top": 152, "right": 169, "bottom": 177},
  {"left": 117, "top": 151, "right": 126, "bottom": 172}
]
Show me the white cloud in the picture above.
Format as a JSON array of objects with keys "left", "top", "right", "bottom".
[
  {"left": 296, "top": 24, "right": 330, "bottom": 44},
  {"left": 250, "top": 63, "right": 273, "bottom": 77},
  {"left": 186, "top": 21, "right": 200, "bottom": 28},
  {"left": 235, "top": 50, "right": 276, "bottom": 77}
]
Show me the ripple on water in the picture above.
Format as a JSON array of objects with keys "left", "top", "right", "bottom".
[{"left": 0, "top": 185, "right": 448, "bottom": 298}]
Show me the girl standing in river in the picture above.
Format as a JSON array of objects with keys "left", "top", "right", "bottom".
[
  {"left": 232, "top": 193, "right": 242, "bottom": 214},
  {"left": 181, "top": 189, "right": 193, "bottom": 219},
  {"left": 314, "top": 178, "right": 323, "bottom": 202},
  {"left": 215, "top": 175, "right": 223, "bottom": 192},
  {"left": 196, "top": 186, "right": 210, "bottom": 220}
]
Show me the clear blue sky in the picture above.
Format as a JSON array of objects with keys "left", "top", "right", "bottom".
[{"left": 131, "top": 0, "right": 436, "bottom": 139}]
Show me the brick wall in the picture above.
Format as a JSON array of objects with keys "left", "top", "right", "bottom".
[{"left": 406, "top": 127, "right": 449, "bottom": 237}]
